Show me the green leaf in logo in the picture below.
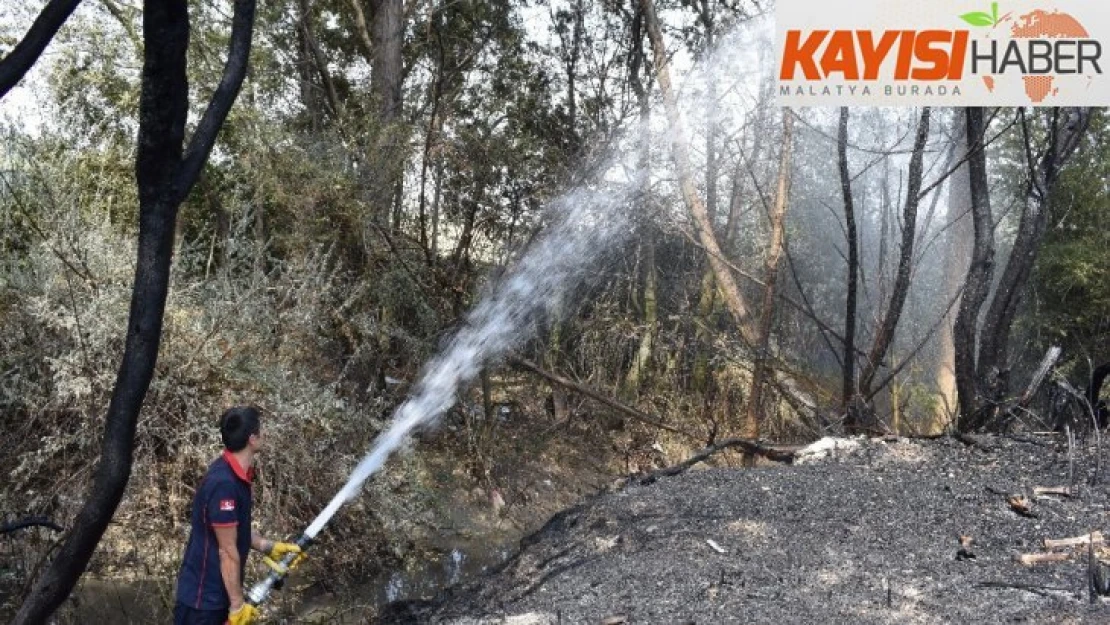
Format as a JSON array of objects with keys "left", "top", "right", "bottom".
[{"left": 959, "top": 11, "right": 995, "bottom": 26}]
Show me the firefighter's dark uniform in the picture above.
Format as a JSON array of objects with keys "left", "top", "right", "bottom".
[{"left": 174, "top": 450, "right": 253, "bottom": 625}]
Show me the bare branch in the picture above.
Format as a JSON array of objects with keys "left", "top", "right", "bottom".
[{"left": 0, "top": 0, "right": 82, "bottom": 99}]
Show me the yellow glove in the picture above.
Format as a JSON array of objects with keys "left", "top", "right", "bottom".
[
  {"left": 266, "top": 541, "right": 301, "bottom": 561},
  {"left": 227, "top": 603, "right": 259, "bottom": 625},
  {"left": 263, "top": 541, "right": 306, "bottom": 574}
]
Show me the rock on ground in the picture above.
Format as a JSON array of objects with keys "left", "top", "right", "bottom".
[{"left": 381, "top": 435, "right": 1110, "bottom": 624}]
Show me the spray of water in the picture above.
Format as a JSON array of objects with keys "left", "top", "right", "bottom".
[
  {"left": 303, "top": 184, "right": 632, "bottom": 539},
  {"left": 302, "top": 10, "right": 782, "bottom": 543}
]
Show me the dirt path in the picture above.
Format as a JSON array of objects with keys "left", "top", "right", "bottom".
[{"left": 382, "top": 434, "right": 1110, "bottom": 624}]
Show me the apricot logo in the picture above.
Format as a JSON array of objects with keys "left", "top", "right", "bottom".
[
  {"left": 775, "top": 0, "right": 1110, "bottom": 106},
  {"left": 962, "top": 4, "right": 1101, "bottom": 103}
]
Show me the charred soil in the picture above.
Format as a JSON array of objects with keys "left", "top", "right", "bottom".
[{"left": 383, "top": 434, "right": 1110, "bottom": 624}]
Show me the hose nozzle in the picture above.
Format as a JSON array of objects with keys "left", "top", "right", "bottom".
[{"left": 246, "top": 534, "right": 312, "bottom": 606}]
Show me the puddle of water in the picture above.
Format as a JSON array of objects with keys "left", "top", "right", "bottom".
[{"left": 368, "top": 543, "right": 514, "bottom": 606}]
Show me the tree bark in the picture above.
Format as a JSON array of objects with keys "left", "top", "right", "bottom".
[
  {"left": 369, "top": 0, "right": 405, "bottom": 230},
  {"left": 0, "top": 0, "right": 81, "bottom": 99},
  {"left": 838, "top": 107, "right": 860, "bottom": 420},
  {"left": 858, "top": 108, "right": 932, "bottom": 395},
  {"left": 691, "top": 2, "right": 720, "bottom": 397},
  {"left": 13, "top": 2, "right": 255, "bottom": 621},
  {"left": 638, "top": 0, "right": 759, "bottom": 349},
  {"left": 624, "top": 8, "right": 655, "bottom": 394},
  {"left": 744, "top": 111, "right": 793, "bottom": 439},
  {"left": 954, "top": 107, "right": 995, "bottom": 428},
  {"left": 934, "top": 113, "right": 972, "bottom": 430}
]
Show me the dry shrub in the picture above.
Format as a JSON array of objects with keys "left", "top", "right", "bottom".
[{"left": 0, "top": 214, "right": 448, "bottom": 619}]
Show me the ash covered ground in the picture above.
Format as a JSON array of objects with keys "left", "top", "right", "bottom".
[{"left": 381, "top": 434, "right": 1110, "bottom": 624}]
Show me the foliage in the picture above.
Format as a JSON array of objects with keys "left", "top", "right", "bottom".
[{"left": 1030, "top": 109, "right": 1110, "bottom": 367}]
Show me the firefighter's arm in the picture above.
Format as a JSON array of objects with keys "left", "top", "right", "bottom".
[{"left": 214, "top": 524, "right": 245, "bottom": 609}]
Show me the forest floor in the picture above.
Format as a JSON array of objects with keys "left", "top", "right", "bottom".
[{"left": 378, "top": 434, "right": 1110, "bottom": 624}]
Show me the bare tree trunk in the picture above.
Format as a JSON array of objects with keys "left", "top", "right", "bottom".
[
  {"left": 418, "top": 16, "right": 447, "bottom": 263},
  {"left": 933, "top": 113, "right": 972, "bottom": 431},
  {"left": 639, "top": 0, "right": 759, "bottom": 350},
  {"left": 14, "top": 2, "right": 255, "bottom": 622},
  {"left": 624, "top": 8, "right": 655, "bottom": 394},
  {"left": 744, "top": 111, "right": 793, "bottom": 440},
  {"left": 954, "top": 107, "right": 995, "bottom": 428},
  {"left": 858, "top": 108, "right": 932, "bottom": 397},
  {"left": 975, "top": 108, "right": 1090, "bottom": 416},
  {"left": 838, "top": 107, "right": 860, "bottom": 423},
  {"left": 368, "top": 0, "right": 404, "bottom": 233},
  {"left": 690, "top": 0, "right": 720, "bottom": 397},
  {"left": 625, "top": 237, "right": 657, "bottom": 393}
]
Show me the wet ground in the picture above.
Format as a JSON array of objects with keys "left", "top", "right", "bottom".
[{"left": 381, "top": 434, "right": 1110, "bottom": 624}]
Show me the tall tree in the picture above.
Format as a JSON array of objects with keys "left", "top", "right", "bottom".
[
  {"left": 969, "top": 107, "right": 1090, "bottom": 427},
  {"left": 953, "top": 107, "right": 995, "bottom": 428},
  {"left": 933, "top": 113, "right": 971, "bottom": 429},
  {"left": 855, "top": 108, "right": 932, "bottom": 420},
  {"left": 638, "top": 0, "right": 759, "bottom": 354},
  {"left": 13, "top": 1, "right": 256, "bottom": 621},
  {"left": 838, "top": 107, "right": 859, "bottom": 420},
  {"left": 372, "top": 0, "right": 405, "bottom": 230},
  {"left": 744, "top": 110, "right": 793, "bottom": 439},
  {"left": 623, "top": 2, "right": 656, "bottom": 394}
]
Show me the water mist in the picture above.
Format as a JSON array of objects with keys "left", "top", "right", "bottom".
[{"left": 303, "top": 184, "right": 633, "bottom": 539}]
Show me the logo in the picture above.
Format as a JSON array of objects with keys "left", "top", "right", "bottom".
[
  {"left": 776, "top": 1, "right": 1110, "bottom": 105},
  {"left": 219, "top": 499, "right": 236, "bottom": 512}
]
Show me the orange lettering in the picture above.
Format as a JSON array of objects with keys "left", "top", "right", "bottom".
[
  {"left": 781, "top": 30, "right": 829, "bottom": 80},
  {"left": 821, "top": 31, "right": 860, "bottom": 79},
  {"left": 912, "top": 30, "right": 952, "bottom": 80},
  {"left": 895, "top": 31, "right": 916, "bottom": 79},
  {"left": 947, "top": 31, "right": 968, "bottom": 79},
  {"left": 857, "top": 31, "right": 899, "bottom": 80}
]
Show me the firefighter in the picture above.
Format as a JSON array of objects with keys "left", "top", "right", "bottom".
[{"left": 174, "top": 406, "right": 302, "bottom": 625}]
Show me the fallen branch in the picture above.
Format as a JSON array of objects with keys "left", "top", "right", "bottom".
[
  {"left": 1016, "top": 552, "right": 1070, "bottom": 566},
  {"left": 1044, "top": 531, "right": 1101, "bottom": 550},
  {"left": 631, "top": 437, "right": 798, "bottom": 486},
  {"left": 510, "top": 357, "right": 698, "bottom": 441},
  {"left": 0, "top": 517, "right": 63, "bottom": 534},
  {"left": 1033, "top": 486, "right": 1075, "bottom": 499}
]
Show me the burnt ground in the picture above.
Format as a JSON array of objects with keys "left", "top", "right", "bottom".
[{"left": 379, "top": 434, "right": 1110, "bottom": 624}]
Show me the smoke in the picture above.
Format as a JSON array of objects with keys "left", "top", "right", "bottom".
[{"left": 304, "top": 183, "right": 633, "bottom": 538}]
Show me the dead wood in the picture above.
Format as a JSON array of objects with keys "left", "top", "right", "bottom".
[
  {"left": 1044, "top": 531, "right": 1101, "bottom": 550},
  {"left": 1033, "top": 486, "right": 1075, "bottom": 499},
  {"left": 510, "top": 357, "right": 698, "bottom": 441},
  {"left": 1015, "top": 552, "right": 1070, "bottom": 566},
  {"left": 631, "top": 437, "right": 798, "bottom": 486}
]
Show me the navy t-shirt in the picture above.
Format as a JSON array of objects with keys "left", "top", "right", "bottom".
[{"left": 175, "top": 450, "right": 253, "bottom": 611}]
